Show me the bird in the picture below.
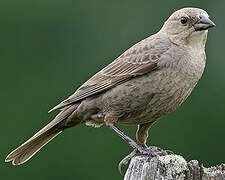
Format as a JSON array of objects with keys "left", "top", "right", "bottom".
[{"left": 5, "top": 7, "right": 215, "bottom": 171}]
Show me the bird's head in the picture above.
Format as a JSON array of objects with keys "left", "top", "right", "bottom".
[{"left": 161, "top": 8, "right": 215, "bottom": 47}]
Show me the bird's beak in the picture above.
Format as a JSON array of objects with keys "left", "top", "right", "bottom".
[{"left": 193, "top": 15, "right": 216, "bottom": 31}]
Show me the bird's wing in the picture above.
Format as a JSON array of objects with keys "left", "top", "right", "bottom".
[{"left": 49, "top": 36, "right": 171, "bottom": 112}]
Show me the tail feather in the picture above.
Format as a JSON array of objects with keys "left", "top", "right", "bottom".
[
  {"left": 5, "top": 104, "right": 79, "bottom": 165},
  {"left": 5, "top": 129, "right": 61, "bottom": 165}
]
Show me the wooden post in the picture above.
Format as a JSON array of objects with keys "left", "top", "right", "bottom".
[{"left": 124, "top": 154, "right": 225, "bottom": 180}]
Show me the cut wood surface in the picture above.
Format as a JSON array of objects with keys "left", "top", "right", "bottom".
[{"left": 124, "top": 154, "right": 225, "bottom": 180}]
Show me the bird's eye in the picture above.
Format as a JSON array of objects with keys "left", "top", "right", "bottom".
[{"left": 180, "top": 17, "right": 188, "bottom": 24}]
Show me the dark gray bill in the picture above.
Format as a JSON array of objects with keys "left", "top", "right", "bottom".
[{"left": 194, "top": 14, "right": 216, "bottom": 31}]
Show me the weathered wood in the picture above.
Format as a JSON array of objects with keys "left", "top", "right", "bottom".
[{"left": 124, "top": 154, "right": 225, "bottom": 180}]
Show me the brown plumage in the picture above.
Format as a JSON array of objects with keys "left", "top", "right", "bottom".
[{"left": 5, "top": 7, "right": 215, "bottom": 166}]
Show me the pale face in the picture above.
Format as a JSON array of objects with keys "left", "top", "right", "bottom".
[{"left": 162, "top": 8, "right": 214, "bottom": 46}]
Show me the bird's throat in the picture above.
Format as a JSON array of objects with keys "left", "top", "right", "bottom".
[{"left": 188, "top": 30, "right": 208, "bottom": 50}]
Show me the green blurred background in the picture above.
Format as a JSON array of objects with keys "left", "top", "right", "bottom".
[{"left": 1, "top": 0, "right": 224, "bottom": 179}]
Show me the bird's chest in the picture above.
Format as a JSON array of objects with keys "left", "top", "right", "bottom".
[{"left": 144, "top": 53, "right": 205, "bottom": 120}]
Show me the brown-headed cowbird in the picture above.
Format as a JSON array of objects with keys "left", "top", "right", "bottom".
[{"left": 5, "top": 8, "right": 215, "bottom": 168}]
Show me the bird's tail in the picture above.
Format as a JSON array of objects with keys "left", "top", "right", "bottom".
[{"left": 5, "top": 104, "right": 79, "bottom": 165}]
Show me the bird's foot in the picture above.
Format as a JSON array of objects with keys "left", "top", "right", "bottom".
[
  {"left": 118, "top": 145, "right": 174, "bottom": 175},
  {"left": 105, "top": 123, "right": 174, "bottom": 174},
  {"left": 136, "top": 144, "right": 174, "bottom": 155}
]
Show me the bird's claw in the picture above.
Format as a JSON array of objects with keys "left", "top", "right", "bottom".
[
  {"left": 118, "top": 149, "right": 140, "bottom": 175},
  {"left": 118, "top": 146, "right": 174, "bottom": 175}
]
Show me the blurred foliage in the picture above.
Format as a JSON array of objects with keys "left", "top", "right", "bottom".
[{"left": 1, "top": 0, "right": 224, "bottom": 179}]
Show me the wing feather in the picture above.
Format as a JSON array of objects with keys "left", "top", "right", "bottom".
[{"left": 49, "top": 36, "right": 171, "bottom": 112}]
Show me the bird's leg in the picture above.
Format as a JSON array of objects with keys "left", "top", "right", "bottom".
[
  {"left": 136, "top": 121, "right": 153, "bottom": 145},
  {"left": 118, "top": 122, "right": 168, "bottom": 174},
  {"left": 106, "top": 121, "right": 168, "bottom": 154},
  {"left": 135, "top": 122, "right": 173, "bottom": 154},
  {"left": 105, "top": 120, "right": 173, "bottom": 174},
  {"left": 105, "top": 123, "right": 144, "bottom": 174},
  {"left": 106, "top": 123, "right": 142, "bottom": 150}
]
